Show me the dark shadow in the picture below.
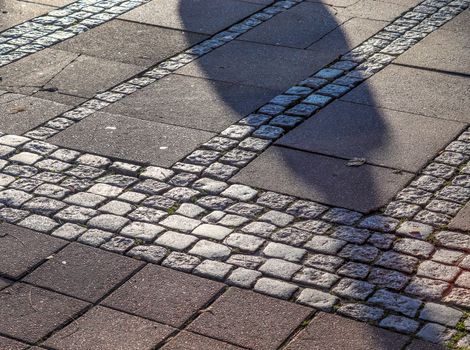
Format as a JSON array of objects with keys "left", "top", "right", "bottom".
[{"left": 178, "top": 0, "right": 394, "bottom": 213}]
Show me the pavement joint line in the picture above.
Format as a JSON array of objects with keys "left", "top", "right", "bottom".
[{"left": 0, "top": 0, "right": 468, "bottom": 347}]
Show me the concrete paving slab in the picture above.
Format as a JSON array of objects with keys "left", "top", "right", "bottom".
[
  {"left": 23, "top": 0, "right": 74, "bottom": 6},
  {"left": 56, "top": 20, "right": 208, "bottom": 67},
  {"left": 24, "top": 243, "right": 144, "bottom": 302},
  {"left": 161, "top": 331, "right": 245, "bottom": 350},
  {"left": 0, "top": 49, "right": 79, "bottom": 96},
  {"left": 395, "top": 28, "right": 470, "bottom": 76},
  {"left": 104, "top": 74, "right": 275, "bottom": 132},
  {"left": 285, "top": 312, "right": 409, "bottom": 350},
  {"left": 307, "top": 17, "right": 387, "bottom": 57},
  {"left": 119, "top": 0, "right": 263, "bottom": 35},
  {"left": 33, "top": 91, "right": 87, "bottom": 107},
  {"left": 0, "top": 335, "right": 29, "bottom": 350},
  {"left": 341, "top": 64, "right": 470, "bottom": 123},
  {"left": 406, "top": 339, "right": 448, "bottom": 350},
  {"left": 0, "top": 222, "right": 67, "bottom": 279},
  {"left": 187, "top": 287, "right": 311, "bottom": 350},
  {"left": 238, "top": 2, "right": 348, "bottom": 48},
  {"left": 41, "top": 54, "right": 144, "bottom": 99},
  {"left": 0, "top": 0, "right": 51, "bottom": 31},
  {"left": 448, "top": 202, "right": 470, "bottom": 232},
  {"left": 102, "top": 265, "right": 225, "bottom": 327},
  {"left": 0, "top": 93, "right": 71, "bottom": 134},
  {"left": 0, "top": 283, "right": 88, "bottom": 343},
  {"left": 49, "top": 112, "right": 216, "bottom": 167},
  {"left": 277, "top": 100, "right": 465, "bottom": 172},
  {"left": 44, "top": 306, "right": 175, "bottom": 350},
  {"left": 341, "top": 0, "right": 410, "bottom": 20},
  {"left": 231, "top": 146, "right": 414, "bottom": 213},
  {"left": 0, "top": 278, "right": 11, "bottom": 291},
  {"left": 441, "top": 8, "right": 469, "bottom": 33},
  {"left": 178, "top": 40, "right": 334, "bottom": 91}
]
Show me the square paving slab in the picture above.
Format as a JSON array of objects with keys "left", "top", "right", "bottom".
[
  {"left": 44, "top": 306, "right": 175, "bottom": 350},
  {"left": 49, "top": 111, "right": 216, "bottom": 167},
  {"left": 104, "top": 74, "right": 275, "bottom": 132},
  {"left": 102, "top": 265, "right": 224, "bottom": 327},
  {"left": 119, "top": 0, "right": 263, "bottom": 35},
  {"left": 395, "top": 28, "right": 470, "bottom": 75},
  {"left": 0, "top": 94, "right": 71, "bottom": 134},
  {"left": 0, "top": 223, "right": 67, "bottom": 279},
  {"left": 341, "top": 64, "right": 470, "bottom": 123},
  {"left": 56, "top": 20, "right": 207, "bottom": 67},
  {"left": 177, "top": 40, "right": 333, "bottom": 91},
  {"left": 285, "top": 312, "right": 409, "bottom": 350},
  {"left": 231, "top": 146, "right": 414, "bottom": 213},
  {"left": 161, "top": 331, "right": 244, "bottom": 350},
  {"left": 187, "top": 287, "right": 311, "bottom": 350},
  {"left": 24, "top": 243, "right": 144, "bottom": 302},
  {"left": 0, "top": 0, "right": 50, "bottom": 31},
  {"left": 277, "top": 100, "right": 465, "bottom": 172},
  {"left": 238, "top": 2, "right": 348, "bottom": 49},
  {"left": 340, "top": 0, "right": 410, "bottom": 21},
  {"left": 0, "top": 283, "right": 88, "bottom": 343}
]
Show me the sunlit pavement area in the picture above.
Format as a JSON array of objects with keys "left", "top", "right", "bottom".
[{"left": 0, "top": 0, "right": 469, "bottom": 349}]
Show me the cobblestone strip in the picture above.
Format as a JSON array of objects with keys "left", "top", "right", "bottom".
[
  {"left": 0, "top": 0, "right": 152, "bottom": 66},
  {"left": 0, "top": 125, "right": 468, "bottom": 347}
]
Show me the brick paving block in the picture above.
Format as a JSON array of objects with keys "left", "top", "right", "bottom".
[
  {"left": 0, "top": 335, "right": 29, "bottom": 350},
  {"left": 0, "top": 283, "right": 88, "bottom": 343},
  {"left": 161, "top": 331, "right": 244, "bottom": 350},
  {"left": 285, "top": 312, "right": 409, "bottom": 350},
  {"left": 0, "top": 222, "right": 66, "bottom": 279},
  {"left": 187, "top": 287, "right": 311, "bottom": 350},
  {"left": 44, "top": 306, "right": 174, "bottom": 350},
  {"left": 24, "top": 243, "right": 143, "bottom": 302},
  {"left": 102, "top": 265, "right": 224, "bottom": 327}
]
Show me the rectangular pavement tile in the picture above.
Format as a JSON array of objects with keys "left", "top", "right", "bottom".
[
  {"left": 49, "top": 111, "right": 216, "bottom": 167},
  {"left": 33, "top": 91, "right": 87, "bottom": 107},
  {"left": 0, "top": 335, "right": 29, "bottom": 350},
  {"left": 103, "top": 74, "right": 275, "bottom": 132},
  {"left": 448, "top": 202, "right": 470, "bottom": 232},
  {"left": 56, "top": 19, "right": 208, "bottom": 67},
  {"left": 44, "top": 306, "right": 175, "bottom": 350},
  {"left": 119, "top": 0, "right": 264, "bottom": 35},
  {"left": 187, "top": 287, "right": 312, "bottom": 350},
  {"left": 161, "top": 331, "right": 245, "bottom": 350},
  {"left": 239, "top": 2, "right": 348, "bottom": 49},
  {"left": 0, "top": 283, "right": 89, "bottom": 343},
  {"left": 231, "top": 146, "right": 414, "bottom": 213},
  {"left": 440, "top": 7, "right": 469, "bottom": 33},
  {"left": 23, "top": 242, "right": 144, "bottom": 303},
  {"left": 339, "top": 0, "right": 410, "bottom": 21},
  {"left": 177, "top": 40, "right": 333, "bottom": 91},
  {"left": 102, "top": 264, "right": 225, "bottom": 327},
  {"left": 341, "top": 64, "right": 470, "bottom": 123},
  {"left": 0, "top": 0, "right": 50, "bottom": 31},
  {"left": 277, "top": 100, "right": 465, "bottom": 172},
  {"left": 285, "top": 312, "right": 409, "bottom": 350},
  {"left": 395, "top": 27, "right": 470, "bottom": 76},
  {"left": 0, "top": 94, "right": 71, "bottom": 134},
  {"left": 0, "top": 222, "right": 67, "bottom": 279}
]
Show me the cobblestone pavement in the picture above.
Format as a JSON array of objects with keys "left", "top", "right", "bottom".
[{"left": 0, "top": 0, "right": 470, "bottom": 349}]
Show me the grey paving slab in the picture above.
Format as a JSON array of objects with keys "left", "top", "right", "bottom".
[
  {"left": 395, "top": 28, "right": 470, "bottom": 76},
  {"left": 0, "top": 222, "right": 67, "bottom": 279},
  {"left": 0, "top": 283, "right": 89, "bottom": 343},
  {"left": 21, "top": 0, "right": 74, "bottom": 6},
  {"left": 0, "top": 335, "right": 29, "bottom": 350},
  {"left": 24, "top": 243, "right": 144, "bottom": 302},
  {"left": 44, "top": 306, "right": 175, "bottom": 350},
  {"left": 119, "top": 0, "right": 263, "bottom": 35},
  {"left": 340, "top": 0, "right": 410, "bottom": 21},
  {"left": 0, "top": 94, "right": 71, "bottom": 134},
  {"left": 342, "top": 64, "right": 470, "bottom": 123},
  {"left": 239, "top": 2, "right": 348, "bottom": 49},
  {"left": 406, "top": 339, "right": 448, "bottom": 350},
  {"left": 42, "top": 54, "right": 145, "bottom": 99},
  {"left": 0, "top": 278, "right": 11, "bottom": 291},
  {"left": 33, "top": 91, "right": 87, "bottom": 107},
  {"left": 104, "top": 74, "right": 275, "bottom": 132},
  {"left": 277, "top": 100, "right": 465, "bottom": 172},
  {"left": 231, "top": 146, "right": 414, "bottom": 213},
  {"left": 49, "top": 112, "right": 216, "bottom": 167},
  {"left": 187, "top": 287, "right": 311, "bottom": 350},
  {"left": 102, "top": 265, "right": 224, "bottom": 327},
  {"left": 56, "top": 20, "right": 208, "bottom": 67},
  {"left": 441, "top": 8, "right": 469, "bottom": 33},
  {"left": 177, "top": 40, "right": 333, "bottom": 91},
  {"left": 285, "top": 312, "right": 409, "bottom": 350},
  {"left": 448, "top": 202, "right": 470, "bottom": 232},
  {"left": 0, "top": 49, "right": 79, "bottom": 96},
  {"left": 0, "top": 0, "right": 50, "bottom": 31},
  {"left": 161, "top": 331, "right": 245, "bottom": 350},
  {"left": 306, "top": 17, "right": 387, "bottom": 56}
]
